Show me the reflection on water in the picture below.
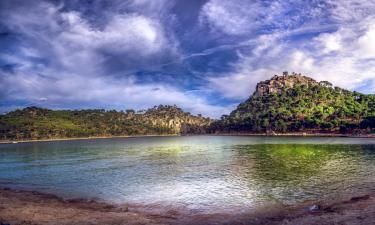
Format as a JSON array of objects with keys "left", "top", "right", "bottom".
[{"left": 0, "top": 136, "right": 375, "bottom": 213}]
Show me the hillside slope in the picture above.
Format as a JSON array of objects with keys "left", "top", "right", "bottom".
[
  {"left": 0, "top": 105, "right": 211, "bottom": 140},
  {"left": 210, "top": 73, "right": 375, "bottom": 134}
]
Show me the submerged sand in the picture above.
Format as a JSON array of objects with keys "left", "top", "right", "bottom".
[{"left": 0, "top": 188, "right": 374, "bottom": 225}]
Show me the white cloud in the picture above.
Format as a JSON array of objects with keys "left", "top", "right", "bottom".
[
  {"left": 207, "top": 69, "right": 274, "bottom": 99},
  {"left": 0, "top": 68, "right": 229, "bottom": 118},
  {"left": 0, "top": 1, "right": 230, "bottom": 118},
  {"left": 314, "top": 18, "right": 375, "bottom": 60},
  {"left": 327, "top": 0, "right": 375, "bottom": 23},
  {"left": 207, "top": 16, "right": 375, "bottom": 99},
  {"left": 1, "top": 1, "right": 178, "bottom": 75},
  {"left": 357, "top": 23, "right": 375, "bottom": 58},
  {"left": 59, "top": 12, "right": 169, "bottom": 56},
  {"left": 127, "top": 0, "right": 172, "bottom": 15},
  {"left": 3, "top": 0, "right": 375, "bottom": 118},
  {"left": 314, "top": 32, "right": 342, "bottom": 54},
  {"left": 200, "top": 0, "right": 265, "bottom": 35},
  {"left": 199, "top": 0, "right": 329, "bottom": 36}
]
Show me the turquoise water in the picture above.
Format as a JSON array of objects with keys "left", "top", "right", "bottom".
[{"left": 0, "top": 136, "right": 375, "bottom": 213}]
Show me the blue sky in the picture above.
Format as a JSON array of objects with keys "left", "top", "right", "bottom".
[{"left": 1, "top": 0, "right": 375, "bottom": 118}]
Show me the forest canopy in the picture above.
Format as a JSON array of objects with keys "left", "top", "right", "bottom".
[{"left": 210, "top": 73, "right": 375, "bottom": 134}]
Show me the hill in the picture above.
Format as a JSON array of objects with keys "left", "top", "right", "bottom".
[
  {"left": 2, "top": 73, "right": 375, "bottom": 140},
  {"left": 0, "top": 105, "right": 211, "bottom": 140},
  {"left": 210, "top": 72, "right": 375, "bottom": 134}
]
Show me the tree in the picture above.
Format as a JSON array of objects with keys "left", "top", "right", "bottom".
[
  {"left": 212, "top": 74, "right": 375, "bottom": 134},
  {"left": 360, "top": 116, "right": 375, "bottom": 129},
  {"left": 319, "top": 81, "right": 333, "bottom": 88}
]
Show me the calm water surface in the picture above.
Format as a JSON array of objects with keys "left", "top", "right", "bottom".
[{"left": 1, "top": 136, "right": 375, "bottom": 213}]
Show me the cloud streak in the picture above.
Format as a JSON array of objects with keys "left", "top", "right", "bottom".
[
  {"left": 204, "top": 0, "right": 375, "bottom": 99},
  {"left": 1, "top": 0, "right": 375, "bottom": 118}
]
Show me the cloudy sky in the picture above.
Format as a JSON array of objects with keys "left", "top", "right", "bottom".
[{"left": 1, "top": 0, "right": 375, "bottom": 118}]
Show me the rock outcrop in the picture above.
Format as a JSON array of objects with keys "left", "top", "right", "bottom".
[
  {"left": 210, "top": 72, "right": 375, "bottom": 134},
  {"left": 143, "top": 105, "right": 211, "bottom": 134},
  {"left": 254, "top": 72, "right": 318, "bottom": 97}
]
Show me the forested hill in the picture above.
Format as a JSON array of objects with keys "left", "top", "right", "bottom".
[
  {"left": 2, "top": 73, "right": 375, "bottom": 141},
  {"left": 210, "top": 73, "right": 375, "bottom": 134},
  {"left": 0, "top": 105, "right": 212, "bottom": 140}
]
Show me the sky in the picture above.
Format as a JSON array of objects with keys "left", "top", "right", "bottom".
[{"left": 1, "top": 0, "right": 375, "bottom": 118}]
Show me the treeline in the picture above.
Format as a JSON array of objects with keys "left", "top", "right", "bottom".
[
  {"left": 0, "top": 105, "right": 211, "bottom": 140},
  {"left": 2, "top": 75, "right": 375, "bottom": 140},
  {"left": 210, "top": 76, "right": 375, "bottom": 134}
]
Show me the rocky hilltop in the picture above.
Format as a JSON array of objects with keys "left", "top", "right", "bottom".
[
  {"left": 210, "top": 72, "right": 375, "bottom": 134},
  {"left": 254, "top": 72, "right": 319, "bottom": 97},
  {"left": 0, "top": 105, "right": 212, "bottom": 140},
  {"left": 2, "top": 73, "right": 375, "bottom": 140}
]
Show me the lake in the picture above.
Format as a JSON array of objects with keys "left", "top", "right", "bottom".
[{"left": 0, "top": 136, "right": 375, "bottom": 214}]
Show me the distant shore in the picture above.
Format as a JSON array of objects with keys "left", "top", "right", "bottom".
[
  {"left": 1, "top": 132, "right": 375, "bottom": 144},
  {"left": 211, "top": 132, "right": 375, "bottom": 138},
  {"left": 0, "top": 134, "right": 180, "bottom": 144},
  {"left": 0, "top": 187, "right": 374, "bottom": 225}
]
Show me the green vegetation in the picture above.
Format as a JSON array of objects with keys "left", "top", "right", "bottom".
[
  {"left": 210, "top": 74, "right": 375, "bottom": 134},
  {"left": 0, "top": 105, "right": 211, "bottom": 140},
  {"left": 2, "top": 73, "right": 375, "bottom": 140}
]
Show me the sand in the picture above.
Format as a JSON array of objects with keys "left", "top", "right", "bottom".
[
  {"left": 1, "top": 188, "right": 374, "bottom": 225},
  {"left": 0, "top": 188, "right": 173, "bottom": 225}
]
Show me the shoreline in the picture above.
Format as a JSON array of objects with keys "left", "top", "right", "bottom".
[
  {"left": 0, "top": 134, "right": 180, "bottom": 144},
  {"left": 210, "top": 132, "right": 375, "bottom": 138},
  {"left": 1, "top": 132, "right": 375, "bottom": 144},
  {"left": 0, "top": 187, "right": 173, "bottom": 225},
  {"left": 0, "top": 187, "right": 374, "bottom": 225}
]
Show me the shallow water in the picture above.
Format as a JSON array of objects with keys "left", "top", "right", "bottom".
[{"left": 1, "top": 136, "right": 375, "bottom": 213}]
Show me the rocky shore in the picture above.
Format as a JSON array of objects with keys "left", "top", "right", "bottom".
[{"left": 1, "top": 188, "right": 374, "bottom": 225}]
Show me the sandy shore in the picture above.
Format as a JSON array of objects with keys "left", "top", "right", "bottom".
[
  {"left": 0, "top": 188, "right": 175, "bottom": 225},
  {"left": 0, "top": 188, "right": 374, "bottom": 225}
]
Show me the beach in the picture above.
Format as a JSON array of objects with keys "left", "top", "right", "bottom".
[
  {"left": 0, "top": 188, "right": 171, "bottom": 225},
  {"left": 0, "top": 188, "right": 374, "bottom": 225}
]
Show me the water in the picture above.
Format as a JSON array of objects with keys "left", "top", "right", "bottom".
[{"left": 0, "top": 136, "right": 375, "bottom": 213}]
